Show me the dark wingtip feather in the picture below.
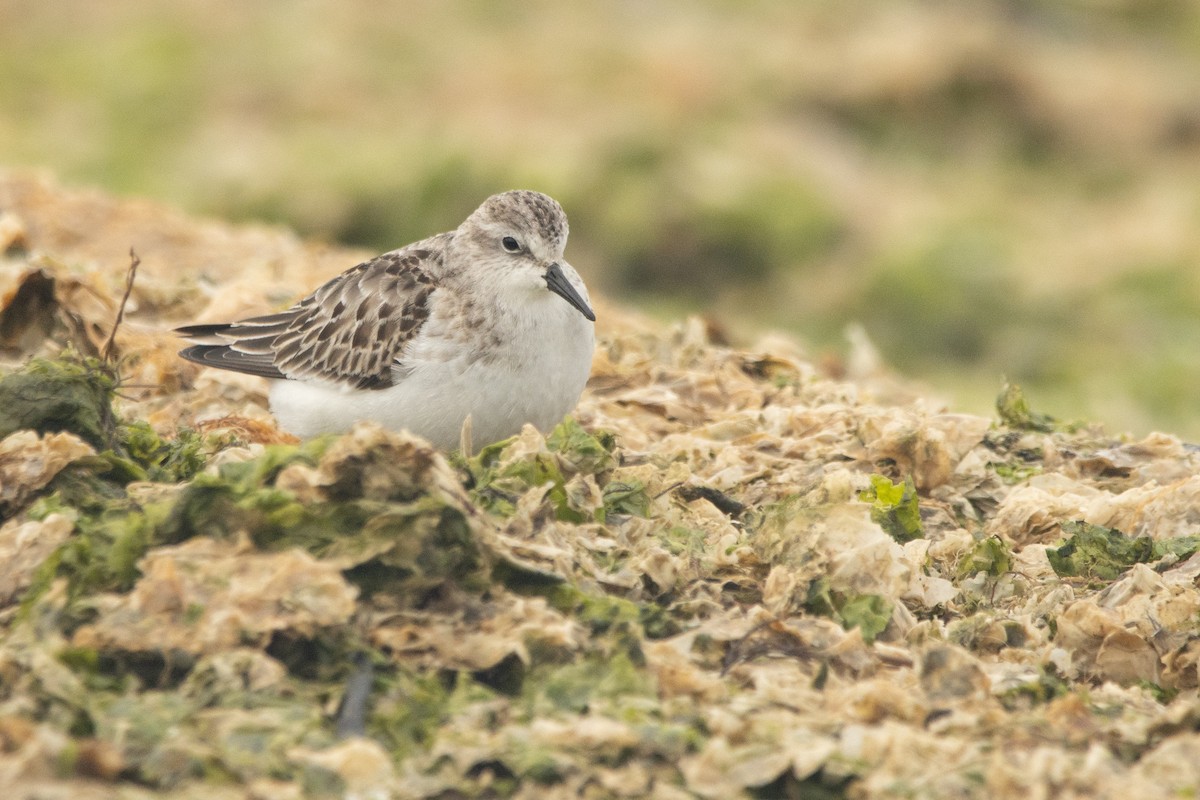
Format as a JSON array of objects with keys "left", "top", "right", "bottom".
[
  {"left": 175, "top": 322, "right": 234, "bottom": 339},
  {"left": 177, "top": 343, "right": 287, "bottom": 380}
]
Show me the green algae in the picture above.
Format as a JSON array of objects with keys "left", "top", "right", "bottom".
[
  {"left": 804, "top": 578, "right": 893, "bottom": 644},
  {"left": 995, "top": 381, "right": 1059, "bottom": 433},
  {"left": 0, "top": 354, "right": 206, "bottom": 483},
  {"left": 600, "top": 479, "right": 651, "bottom": 520},
  {"left": 465, "top": 417, "right": 622, "bottom": 524},
  {"left": 1047, "top": 521, "right": 1200, "bottom": 582},
  {"left": 991, "top": 460, "right": 1042, "bottom": 484},
  {"left": 20, "top": 470, "right": 167, "bottom": 618},
  {"left": 834, "top": 593, "right": 892, "bottom": 644},
  {"left": 545, "top": 416, "right": 617, "bottom": 474},
  {"left": 1046, "top": 521, "right": 1154, "bottom": 581},
  {"left": 17, "top": 395, "right": 491, "bottom": 634},
  {"left": 120, "top": 421, "right": 208, "bottom": 483},
  {"left": 957, "top": 536, "right": 1013, "bottom": 579},
  {"left": 0, "top": 355, "right": 118, "bottom": 450},
  {"left": 160, "top": 440, "right": 490, "bottom": 598},
  {"left": 468, "top": 437, "right": 573, "bottom": 520},
  {"left": 858, "top": 474, "right": 924, "bottom": 543},
  {"left": 528, "top": 650, "right": 655, "bottom": 716}
]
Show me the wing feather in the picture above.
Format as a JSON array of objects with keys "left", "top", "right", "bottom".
[{"left": 176, "top": 242, "right": 442, "bottom": 389}]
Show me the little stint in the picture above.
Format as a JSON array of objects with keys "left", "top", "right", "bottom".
[{"left": 177, "top": 190, "right": 595, "bottom": 449}]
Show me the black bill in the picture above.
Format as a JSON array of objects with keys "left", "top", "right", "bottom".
[{"left": 544, "top": 262, "right": 596, "bottom": 321}]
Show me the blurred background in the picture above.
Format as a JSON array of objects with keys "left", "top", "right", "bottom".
[{"left": 3, "top": 0, "right": 1200, "bottom": 437}]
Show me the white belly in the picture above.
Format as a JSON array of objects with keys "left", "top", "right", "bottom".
[{"left": 268, "top": 310, "right": 594, "bottom": 450}]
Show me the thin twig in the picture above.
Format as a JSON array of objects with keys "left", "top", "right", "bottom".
[{"left": 102, "top": 247, "right": 140, "bottom": 364}]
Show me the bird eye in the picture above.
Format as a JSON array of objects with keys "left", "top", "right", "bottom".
[{"left": 501, "top": 236, "right": 521, "bottom": 253}]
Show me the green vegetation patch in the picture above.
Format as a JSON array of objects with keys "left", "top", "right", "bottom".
[
  {"left": 601, "top": 479, "right": 651, "bottom": 520},
  {"left": 0, "top": 355, "right": 118, "bottom": 449},
  {"left": 545, "top": 417, "right": 617, "bottom": 474},
  {"left": 957, "top": 536, "right": 1013, "bottom": 578},
  {"left": 996, "top": 381, "right": 1059, "bottom": 433},
  {"left": 0, "top": 353, "right": 207, "bottom": 492},
  {"left": 466, "top": 417, "right": 624, "bottom": 523},
  {"left": 805, "top": 578, "right": 893, "bottom": 644},
  {"left": 1047, "top": 521, "right": 1151, "bottom": 580},
  {"left": 119, "top": 421, "right": 208, "bottom": 483},
  {"left": 858, "top": 474, "right": 924, "bottom": 542},
  {"left": 1045, "top": 521, "right": 1200, "bottom": 581},
  {"left": 16, "top": 384, "right": 494, "bottom": 619},
  {"left": 163, "top": 439, "right": 490, "bottom": 598},
  {"left": 23, "top": 491, "right": 159, "bottom": 611}
]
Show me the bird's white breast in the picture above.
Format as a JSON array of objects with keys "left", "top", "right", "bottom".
[{"left": 268, "top": 287, "right": 594, "bottom": 450}]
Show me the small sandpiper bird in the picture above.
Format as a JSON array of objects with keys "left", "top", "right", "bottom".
[{"left": 177, "top": 190, "right": 595, "bottom": 450}]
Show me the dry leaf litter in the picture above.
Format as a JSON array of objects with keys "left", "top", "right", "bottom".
[{"left": 1, "top": 171, "right": 1200, "bottom": 799}]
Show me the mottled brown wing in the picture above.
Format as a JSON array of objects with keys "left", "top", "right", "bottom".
[{"left": 177, "top": 247, "right": 439, "bottom": 389}]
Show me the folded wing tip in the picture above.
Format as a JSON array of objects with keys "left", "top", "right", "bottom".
[{"left": 177, "top": 343, "right": 287, "bottom": 380}]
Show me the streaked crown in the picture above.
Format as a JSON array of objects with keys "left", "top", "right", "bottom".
[{"left": 466, "top": 190, "right": 568, "bottom": 254}]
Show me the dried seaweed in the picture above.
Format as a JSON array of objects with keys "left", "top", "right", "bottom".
[{"left": 4, "top": 176, "right": 1200, "bottom": 798}]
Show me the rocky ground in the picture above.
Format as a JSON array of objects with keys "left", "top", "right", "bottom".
[{"left": 2, "top": 172, "right": 1200, "bottom": 798}]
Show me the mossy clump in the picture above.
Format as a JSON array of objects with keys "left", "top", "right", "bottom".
[
  {"left": 0, "top": 355, "right": 119, "bottom": 450},
  {"left": 0, "top": 354, "right": 209, "bottom": 490},
  {"left": 118, "top": 421, "right": 207, "bottom": 484}
]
